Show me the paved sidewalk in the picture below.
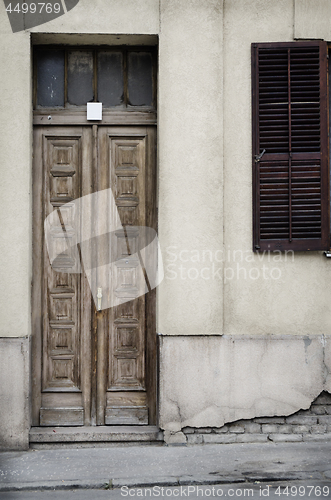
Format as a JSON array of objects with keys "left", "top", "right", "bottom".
[{"left": 0, "top": 441, "right": 331, "bottom": 492}]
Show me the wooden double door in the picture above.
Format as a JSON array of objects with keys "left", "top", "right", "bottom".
[{"left": 32, "top": 124, "right": 157, "bottom": 427}]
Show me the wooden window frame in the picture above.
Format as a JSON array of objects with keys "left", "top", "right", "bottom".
[
  {"left": 252, "top": 41, "right": 329, "bottom": 252},
  {"left": 33, "top": 45, "right": 157, "bottom": 112}
]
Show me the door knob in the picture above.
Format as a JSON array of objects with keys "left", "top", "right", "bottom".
[{"left": 97, "top": 287, "right": 102, "bottom": 311}]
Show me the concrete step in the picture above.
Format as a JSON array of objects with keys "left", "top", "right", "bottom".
[{"left": 29, "top": 425, "right": 164, "bottom": 444}]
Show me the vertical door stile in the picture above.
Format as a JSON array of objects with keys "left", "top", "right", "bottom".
[
  {"left": 81, "top": 127, "right": 93, "bottom": 426},
  {"left": 96, "top": 125, "right": 107, "bottom": 426},
  {"left": 90, "top": 125, "right": 98, "bottom": 426},
  {"left": 145, "top": 126, "right": 158, "bottom": 425}
]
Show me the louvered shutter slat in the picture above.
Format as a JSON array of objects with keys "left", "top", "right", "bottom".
[{"left": 252, "top": 41, "right": 329, "bottom": 251}]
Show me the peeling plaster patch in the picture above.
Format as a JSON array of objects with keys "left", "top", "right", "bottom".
[
  {"left": 182, "top": 391, "right": 331, "bottom": 444},
  {"left": 159, "top": 335, "right": 330, "bottom": 431}
]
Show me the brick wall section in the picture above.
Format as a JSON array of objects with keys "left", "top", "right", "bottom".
[{"left": 182, "top": 392, "right": 331, "bottom": 444}]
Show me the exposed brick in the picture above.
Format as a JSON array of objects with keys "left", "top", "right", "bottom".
[
  {"left": 262, "top": 424, "right": 279, "bottom": 434},
  {"left": 279, "top": 425, "right": 293, "bottom": 434},
  {"left": 235, "top": 434, "right": 268, "bottom": 443},
  {"left": 269, "top": 434, "right": 303, "bottom": 443},
  {"left": 285, "top": 415, "right": 317, "bottom": 425},
  {"left": 313, "top": 394, "right": 331, "bottom": 405},
  {"left": 182, "top": 401, "right": 331, "bottom": 444},
  {"left": 310, "top": 424, "right": 327, "bottom": 434},
  {"left": 254, "top": 417, "right": 285, "bottom": 424},
  {"left": 182, "top": 427, "right": 194, "bottom": 434},
  {"left": 203, "top": 434, "right": 237, "bottom": 444},
  {"left": 214, "top": 426, "right": 229, "bottom": 434},
  {"left": 303, "top": 433, "right": 331, "bottom": 442},
  {"left": 187, "top": 434, "right": 203, "bottom": 445},
  {"left": 292, "top": 425, "right": 310, "bottom": 434},
  {"left": 228, "top": 425, "right": 245, "bottom": 434},
  {"left": 311, "top": 406, "right": 327, "bottom": 415},
  {"left": 317, "top": 415, "right": 331, "bottom": 424},
  {"left": 296, "top": 409, "right": 310, "bottom": 416},
  {"left": 244, "top": 423, "right": 261, "bottom": 433}
]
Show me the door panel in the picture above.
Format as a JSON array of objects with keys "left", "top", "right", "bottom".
[
  {"left": 97, "top": 127, "right": 156, "bottom": 426},
  {"left": 32, "top": 125, "right": 157, "bottom": 428},
  {"left": 32, "top": 126, "right": 93, "bottom": 426}
]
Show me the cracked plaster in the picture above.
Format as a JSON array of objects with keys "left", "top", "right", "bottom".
[{"left": 160, "top": 335, "right": 331, "bottom": 435}]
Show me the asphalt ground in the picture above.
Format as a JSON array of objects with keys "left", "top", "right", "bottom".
[{"left": 0, "top": 441, "right": 330, "bottom": 497}]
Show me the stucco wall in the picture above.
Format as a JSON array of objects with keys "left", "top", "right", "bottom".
[
  {"left": 222, "top": 0, "right": 331, "bottom": 338},
  {"left": 0, "top": 19, "right": 31, "bottom": 337},
  {"left": 158, "top": 0, "right": 223, "bottom": 335},
  {"left": 31, "top": 0, "right": 159, "bottom": 34},
  {"left": 160, "top": 335, "right": 331, "bottom": 434},
  {"left": 158, "top": 0, "right": 331, "bottom": 437},
  {"left": 1, "top": 0, "right": 331, "bottom": 448},
  {"left": 0, "top": 338, "right": 30, "bottom": 450},
  {"left": 295, "top": 0, "right": 331, "bottom": 41},
  {"left": 3, "top": 0, "right": 329, "bottom": 340}
]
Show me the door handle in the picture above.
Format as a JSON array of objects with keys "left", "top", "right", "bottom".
[{"left": 97, "top": 287, "right": 102, "bottom": 311}]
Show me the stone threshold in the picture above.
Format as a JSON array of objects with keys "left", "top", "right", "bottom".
[{"left": 30, "top": 425, "right": 164, "bottom": 444}]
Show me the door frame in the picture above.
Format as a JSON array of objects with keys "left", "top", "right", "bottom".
[{"left": 31, "top": 113, "right": 158, "bottom": 431}]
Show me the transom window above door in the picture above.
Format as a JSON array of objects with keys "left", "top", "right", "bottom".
[{"left": 34, "top": 47, "right": 156, "bottom": 109}]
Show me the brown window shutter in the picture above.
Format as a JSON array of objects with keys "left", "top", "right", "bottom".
[{"left": 252, "top": 41, "right": 329, "bottom": 252}]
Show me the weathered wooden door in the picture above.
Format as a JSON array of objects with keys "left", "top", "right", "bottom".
[{"left": 32, "top": 124, "right": 157, "bottom": 427}]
